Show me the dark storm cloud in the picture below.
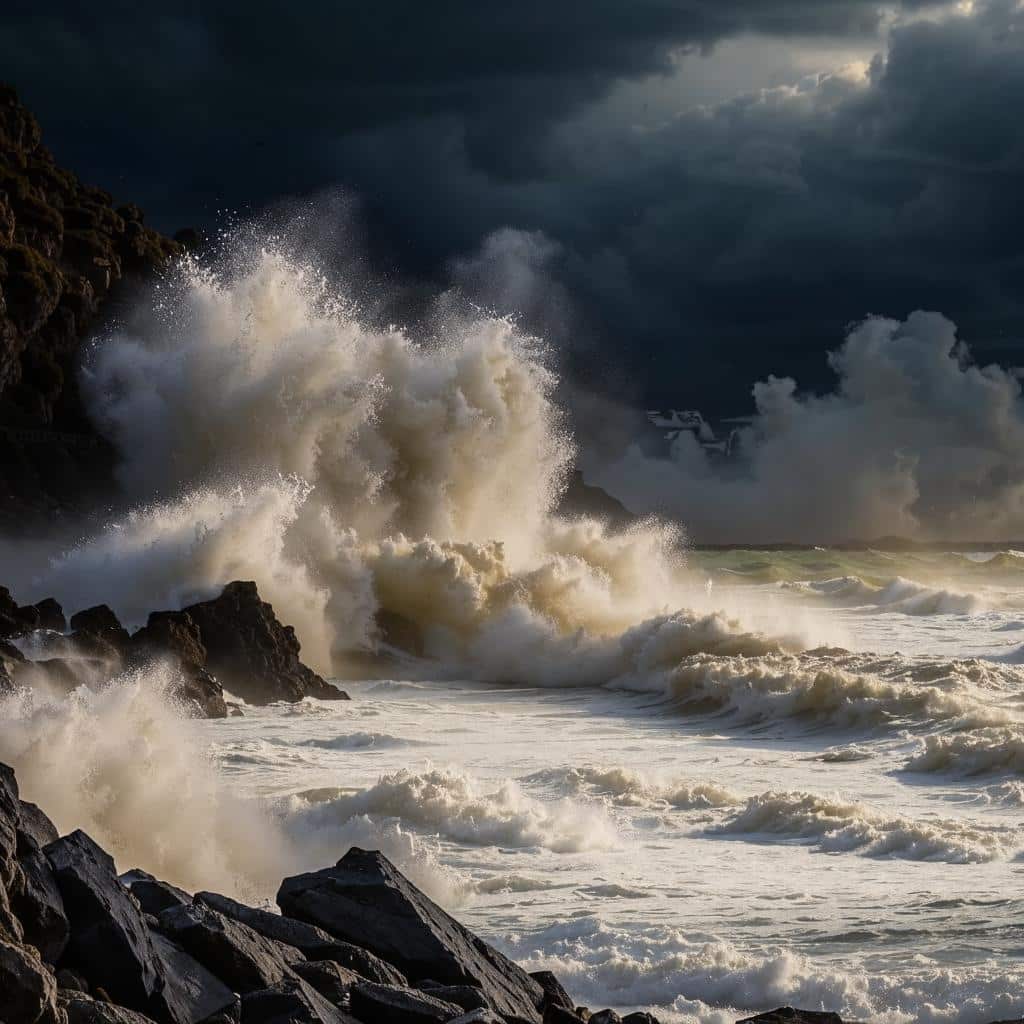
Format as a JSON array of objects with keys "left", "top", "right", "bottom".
[{"left": 2, "top": 0, "right": 1017, "bottom": 411}]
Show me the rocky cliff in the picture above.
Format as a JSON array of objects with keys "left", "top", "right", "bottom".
[{"left": 0, "top": 85, "right": 187, "bottom": 529}]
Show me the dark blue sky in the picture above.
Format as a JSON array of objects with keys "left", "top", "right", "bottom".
[{"left": 4, "top": 0, "right": 1023, "bottom": 413}]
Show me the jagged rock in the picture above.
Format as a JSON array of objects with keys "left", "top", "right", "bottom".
[
  {"left": 588, "top": 1013, "right": 621, "bottom": 1024},
  {"left": 11, "top": 845, "right": 70, "bottom": 962},
  {"left": 277, "top": 848, "right": 543, "bottom": 1022},
  {"left": 621, "top": 1014, "right": 661, "bottom": 1024},
  {"left": 543, "top": 1009, "right": 583, "bottom": 1024},
  {"left": 446, "top": 1013, "right": 503, "bottom": 1024},
  {"left": 60, "top": 992, "right": 157, "bottom": 1024},
  {"left": 529, "top": 972, "right": 574, "bottom": 1012},
  {"left": 182, "top": 583, "right": 347, "bottom": 705},
  {"left": 44, "top": 829, "right": 225, "bottom": 1024},
  {"left": 737, "top": 1013, "right": 843, "bottom": 1024},
  {"left": 290, "top": 961, "right": 360, "bottom": 1004},
  {"left": 120, "top": 870, "right": 191, "bottom": 916},
  {"left": 18, "top": 799, "right": 60, "bottom": 848},
  {"left": 195, "top": 891, "right": 406, "bottom": 986},
  {"left": 126, "top": 613, "right": 226, "bottom": 719},
  {"left": 68, "top": 606, "right": 130, "bottom": 651},
  {"left": 239, "top": 978, "right": 358, "bottom": 1024},
  {"left": 558, "top": 470, "right": 633, "bottom": 529},
  {"left": 0, "top": 935, "right": 62, "bottom": 1024},
  {"left": 349, "top": 981, "right": 463, "bottom": 1024},
  {"left": 416, "top": 982, "right": 489, "bottom": 1012},
  {"left": 33, "top": 597, "right": 66, "bottom": 632},
  {"left": 157, "top": 900, "right": 302, "bottom": 994},
  {"left": 1, "top": 760, "right": 21, "bottom": 884}
]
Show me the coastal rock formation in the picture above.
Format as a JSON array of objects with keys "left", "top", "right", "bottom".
[
  {"left": 2, "top": 756, "right": 1019, "bottom": 1024},
  {"left": 0, "top": 86, "right": 185, "bottom": 528},
  {"left": 181, "top": 581, "right": 348, "bottom": 705}
]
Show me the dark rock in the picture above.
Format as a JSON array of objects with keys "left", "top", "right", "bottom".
[
  {"left": 18, "top": 798, "right": 60, "bottom": 849},
  {"left": 121, "top": 870, "right": 191, "bottom": 916},
  {"left": 544, "top": 1009, "right": 584, "bottom": 1024},
  {"left": 195, "top": 890, "right": 406, "bottom": 985},
  {"left": 558, "top": 471, "right": 634, "bottom": 530},
  {"left": 10, "top": 845, "right": 70, "bottom": 962},
  {"left": 737, "top": 1013, "right": 844, "bottom": 1024},
  {"left": 589, "top": 1013, "right": 621, "bottom": 1024},
  {"left": 43, "top": 828, "right": 210, "bottom": 1024},
  {"left": 57, "top": 966, "right": 90, "bottom": 992},
  {"left": 183, "top": 582, "right": 348, "bottom": 705},
  {"left": 0, "top": 935, "right": 62, "bottom": 1023},
  {"left": 60, "top": 992, "right": 158, "bottom": 1024},
  {"left": 622, "top": 1014, "right": 661, "bottom": 1024},
  {"left": 1, "top": 760, "right": 22, "bottom": 885},
  {"left": 416, "top": 982, "right": 490, "bottom": 1012},
  {"left": 157, "top": 900, "right": 302, "bottom": 994},
  {"left": 277, "top": 848, "right": 543, "bottom": 1022},
  {"left": 69, "top": 606, "right": 130, "bottom": 651},
  {"left": 530, "top": 972, "right": 574, "bottom": 1012},
  {"left": 290, "top": 960, "right": 360, "bottom": 1004},
  {"left": 349, "top": 981, "right": 463, "bottom": 1024},
  {"left": 148, "top": 930, "right": 238, "bottom": 1024},
  {"left": 33, "top": 597, "right": 66, "bottom": 632},
  {"left": 239, "top": 978, "right": 358, "bottom": 1024}
]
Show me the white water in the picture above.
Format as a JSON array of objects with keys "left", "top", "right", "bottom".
[{"left": 4, "top": 234, "right": 1024, "bottom": 1022}]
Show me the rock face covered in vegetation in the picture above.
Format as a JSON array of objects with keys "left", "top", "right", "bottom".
[{"left": 0, "top": 85, "right": 185, "bottom": 528}]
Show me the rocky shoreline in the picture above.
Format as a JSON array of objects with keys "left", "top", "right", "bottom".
[
  {"left": 0, "top": 580, "right": 348, "bottom": 716},
  {"left": 0, "top": 754, "right": 902, "bottom": 1024}
]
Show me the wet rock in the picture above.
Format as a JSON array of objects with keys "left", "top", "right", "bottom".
[
  {"left": 56, "top": 967, "right": 90, "bottom": 993},
  {"left": 18, "top": 799, "right": 60, "bottom": 849},
  {"left": 621, "top": 1014, "right": 661, "bottom": 1024},
  {"left": 529, "top": 972, "right": 574, "bottom": 1012},
  {"left": 120, "top": 870, "right": 191, "bottom": 916},
  {"left": 69, "top": 606, "right": 130, "bottom": 652},
  {"left": 43, "top": 829, "right": 216, "bottom": 1024},
  {"left": 349, "top": 981, "right": 463, "bottom": 1024},
  {"left": 290, "top": 960, "right": 360, "bottom": 1004},
  {"left": 277, "top": 848, "right": 543, "bottom": 1022},
  {"left": 34, "top": 597, "right": 66, "bottom": 633},
  {"left": 737, "top": 1013, "right": 843, "bottom": 1024},
  {"left": 543, "top": 1010, "right": 584, "bottom": 1024},
  {"left": 60, "top": 992, "right": 158, "bottom": 1024},
  {"left": 195, "top": 891, "right": 406, "bottom": 985},
  {"left": 183, "top": 582, "right": 348, "bottom": 705},
  {"left": 558, "top": 470, "right": 634, "bottom": 530},
  {"left": 588, "top": 1013, "right": 622, "bottom": 1024},
  {"left": 239, "top": 979, "right": 358, "bottom": 1023},
  {"left": 416, "top": 981, "right": 489, "bottom": 1012},
  {"left": 157, "top": 900, "right": 302, "bottom": 994},
  {"left": 148, "top": 930, "right": 237, "bottom": 1024},
  {"left": 10, "top": 845, "right": 70, "bottom": 962},
  {"left": 0, "top": 935, "right": 62, "bottom": 1024}
]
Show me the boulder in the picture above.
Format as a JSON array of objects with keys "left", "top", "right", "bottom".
[
  {"left": 182, "top": 583, "right": 347, "bottom": 705},
  {"left": 157, "top": 901, "right": 302, "bottom": 994},
  {"left": 56, "top": 966, "right": 90, "bottom": 992},
  {"left": 18, "top": 799, "right": 60, "bottom": 849},
  {"left": 60, "top": 992, "right": 158, "bottom": 1024},
  {"left": 69, "top": 605, "right": 125, "bottom": 637},
  {"left": 589, "top": 1013, "right": 621, "bottom": 1024},
  {"left": 543, "top": 1010, "right": 583, "bottom": 1024},
  {"left": 34, "top": 598, "right": 67, "bottom": 633},
  {"left": 277, "top": 848, "right": 543, "bottom": 1022},
  {"left": 290, "top": 960, "right": 360, "bottom": 1004},
  {"left": 10, "top": 845, "right": 70, "bottom": 962},
  {"left": 622, "top": 1015, "right": 661, "bottom": 1024},
  {"left": 349, "top": 981, "right": 463, "bottom": 1024},
  {"left": 239, "top": 979, "right": 359, "bottom": 1024},
  {"left": 416, "top": 982, "right": 490, "bottom": 1012},
  {"left": 0, "top": 935, "right": 62, "bottom": 1024},
  {"left": 195, "top": 891, "right": 406, "bottom": 985},
  {"left": 737, "top": 1013, "right": 843, "bottom": 1024},
  {"left": 44, "top": 829, "right": 226, "bottom": 1024},
  {"left": 530, "top": 972, "right": 574, "bottom": 1012},
  {"left": 121, "top": 870, "right": 191, "bottom": 916}
]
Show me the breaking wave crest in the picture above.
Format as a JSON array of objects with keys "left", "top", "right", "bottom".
[
  {"left": 905, "top": 728, "right": 1024, "bottom": 777},
  {"left": 714, "top": 791, "right": 1014, "bottom": 863},
  {"left": 785, "top": 576, "right": 988, "bottom": 616}
]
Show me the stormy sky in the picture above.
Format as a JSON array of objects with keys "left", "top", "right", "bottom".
[{"left": 4, "top": 0, "right": 1023, "bottom": 413}]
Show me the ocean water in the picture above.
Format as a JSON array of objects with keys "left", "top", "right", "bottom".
[
  {"left": 4, "top": 238, "right": 1024, "bottom": 1023},
  {"left": 180, "top": 558, "right": 1024, "bottom": 1024}
]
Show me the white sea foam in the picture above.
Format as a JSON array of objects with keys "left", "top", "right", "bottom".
[
  {"left": 788, "top": 576, "right": 988, "bottom": 616},
  {"left": 904, "top": 728, "right": 1024, "bottom": 777},
  {"left": 714, "top": 791, "right": 1014, "bottom": 863}
]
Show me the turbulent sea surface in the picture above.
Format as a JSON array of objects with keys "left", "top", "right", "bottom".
[
  {"left": 195, "top": 552, "right": 1024, "bottom": 1024},
  {"left": 5, "top": 237, "right": 1024, "bottom": 1023}
]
